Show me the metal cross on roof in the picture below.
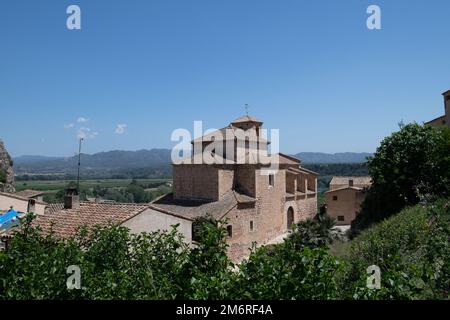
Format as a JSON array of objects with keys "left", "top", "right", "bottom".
[{"left": 245, "top": 104, "right": 249, "bottom": 116}]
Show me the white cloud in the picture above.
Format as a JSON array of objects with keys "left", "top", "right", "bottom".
[
  {"left": 77, "top": 127, "right": 97, "bottom": 140},
  {"left": 115, "top": 124, "right": 127, "bottom": 134},
  {"left": 77, "top": 117, "right": 89, "bottom": 123},
  {"left": 64, "top": 123, "right": 74, "bottom": 129}
]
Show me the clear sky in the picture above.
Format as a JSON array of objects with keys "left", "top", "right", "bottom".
[{"left": 1, "top": 0, "right": 449, "bottom": 157}]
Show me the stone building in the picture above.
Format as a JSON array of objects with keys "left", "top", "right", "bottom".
[
  {"left": 426, "top": 89, "right": 450, "bottom": 127},
  {"left": 149, "top": 115, "right": 319, "bottom": 261},
  {"left": 1, "top": 116, "right": 319, "bottom": 262},
  {"left": 325, "top": 176, "right": 371, "bottom": 225}
]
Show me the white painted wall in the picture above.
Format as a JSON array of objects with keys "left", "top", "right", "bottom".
[
  {"left": 122, "top": 208, "right": 192, "bottom": 243},
  {"left": 0, "top": 194, "right": 46, "bottom": 215}
]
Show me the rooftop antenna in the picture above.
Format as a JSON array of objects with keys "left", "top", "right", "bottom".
[
  {"left": 245, "top": 104, "right": 249, "bottom": 116},
  {"left": 76, "top": 138, "right": 83, "bottom": 192}
]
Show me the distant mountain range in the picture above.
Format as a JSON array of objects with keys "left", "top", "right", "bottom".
[
  {"left": 13, "top": 149, "right": 172, "bottom": 175},
  {"left": 294, "top": 152, "right": 372, "bottom": 164},
  {"left": 13, "top": 150, "right": 371, "bottom": 175}
]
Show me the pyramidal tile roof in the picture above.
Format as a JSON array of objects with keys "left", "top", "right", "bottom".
[{"left": 231, "top": 115, "right": 262, "bottom": 124}]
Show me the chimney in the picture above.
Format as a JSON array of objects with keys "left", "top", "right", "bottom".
[
  {"left": 64, "top": 187, "right": 80, "bottom": 209},
  {"left": 349, "top": 179, "right": 354, "bottom": 187}
]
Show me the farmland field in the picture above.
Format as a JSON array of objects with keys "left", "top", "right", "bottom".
[{"left": 14, "top": 178, "right": 172, "bottom": 193}]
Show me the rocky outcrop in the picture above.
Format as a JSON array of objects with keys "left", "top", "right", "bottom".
[{"left": 0, "top": 139, "right": 15, "bottom": 193}]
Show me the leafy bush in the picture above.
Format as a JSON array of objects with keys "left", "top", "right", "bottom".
[
  {"left": 340, "top": 201, "right": 450, "bottom": 299},
  {"left": 0, "top": 215, "right": 83, "bottom": 299},
  {"left": 234, "top": 243, "right": 341, "bottom": 300},
  {"left": 177, "top": 218, "right": 236, "bottom": 299},
  {"left": 287, "top": 211, "right": 339, "bottom": 250},
  {"left": 352, "top": 124, "right": 450, "bottom": 234},
  {"left": 0, "top": 216, "right": 189, "bottom": 300},
  {"left": 1, "top": 201, "right": 448, "bottom": 300}
]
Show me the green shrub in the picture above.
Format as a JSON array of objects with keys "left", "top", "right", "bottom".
[
  {"left": 287, "top": 211, "right": 339, "bottom": 250},
  {"left": 339, "top": 201, "right": 450, "bottom": 299},
  {"left": 234, "top": 242, "right": 341, "bottom": 300},
  {"left": 0, "top": 216, "right": 190, "bottom": 300}
]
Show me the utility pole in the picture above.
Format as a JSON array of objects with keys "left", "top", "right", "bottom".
[{"left": 77, "top": 138, "right": 83, "bottom": 192}]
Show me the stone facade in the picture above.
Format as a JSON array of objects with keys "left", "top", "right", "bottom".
[{"left": 154, "top": 115, "right": 319, "bottom": 261}]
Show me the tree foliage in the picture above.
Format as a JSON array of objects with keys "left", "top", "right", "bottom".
[
  {"left": 288, "top": 211, "right": 339, "bottom": 250},
  {"left": 1, "top": 199, "right": 448, "bottom": 300},
  {"left": 352, "top": 123, "right": 450, "bottom": 233}
]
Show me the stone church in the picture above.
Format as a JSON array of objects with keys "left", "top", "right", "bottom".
[{"left": 150, "top": 115, "right": 318, "bottom": 261}]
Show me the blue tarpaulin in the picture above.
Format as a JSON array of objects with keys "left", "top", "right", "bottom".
[{"left": 0, "top": 209, "right": 25, "bottom": 232}]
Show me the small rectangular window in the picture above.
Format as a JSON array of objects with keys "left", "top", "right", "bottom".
[
  {"left": 333, "top": 196, "right": 338, "bottom": 201},
  {"left": 337, "top": 216, "right": 345, "bottom": 221},
  {"left": 226, "top": 225, "right": 233, "bottom": 237},
  {"left": 250, "top": 221, "right": 254, "bottom": 231},
  {"left": 269, "top": 174, "right": 274, "bottom": 187}
]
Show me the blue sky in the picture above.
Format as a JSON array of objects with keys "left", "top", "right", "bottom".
[{"left": 1, "top": 0, "right": 449, "bottom": 157}]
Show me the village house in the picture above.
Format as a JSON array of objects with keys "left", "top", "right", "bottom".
[
  {"left": 0, "top": 188, "right": 193, "bottom": 251},
  {"left": 0, "top": 190, "right": 48, "bottom": 250},
  {"left": 15, "top": 189, "right": 45, "bottom": 202},
  {"left": 425, "top": 89, "right": 450, "bottom": 127},
  {"left": 325, "top": 176, "right": 372, "bottom": 225},
  {"left": 0, "top": 191, "right": 47, "bottom": 215},
  {"left": 148, "top": 115, "right": 319, "bottom": 261}
]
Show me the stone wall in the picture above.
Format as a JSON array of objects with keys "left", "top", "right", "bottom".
[
  {"left": 226, "top": 169, "right": 284, "bottom": 261},
  {"left": 172, "top": 164, "right": 219, "bottom": 201},
  {"left": 234, "top": 165, "right": 256, "bottom": 196},
  {"left": 223, "top": 168, "right": 318, "bottom": 262},
  {"left": 218, "top": 169, "right": 234, "bottom": 199}
]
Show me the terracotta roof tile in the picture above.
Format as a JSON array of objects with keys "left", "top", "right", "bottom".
[
  {"left": 45, "top": 203, "right": 65, "bottom": 215},
  {"left": 329, "top": 176, "right": 372, "bottom": 190},
  {"left": 150, "top": 190, "right": 241, "bottom": 221},
  {"left": 231, "top": 115, "right": 262, "bottom": 124},
  {"left": 32, "top": 202, "right": 149, "bottom": 238}
]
